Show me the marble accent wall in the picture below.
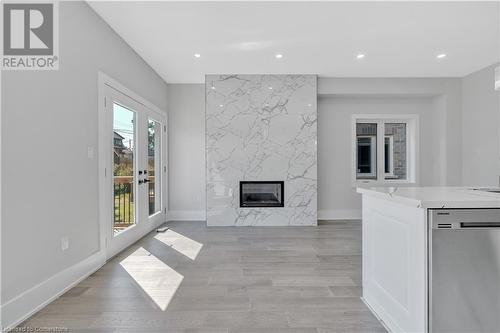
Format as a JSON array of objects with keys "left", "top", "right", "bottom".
[{"left": 206, "top": 75, "right": 317, "bottom": 226}]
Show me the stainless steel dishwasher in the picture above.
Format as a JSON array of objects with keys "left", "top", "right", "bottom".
[{"left": 429, "top": 209, "right": 500, "bottom": 333}]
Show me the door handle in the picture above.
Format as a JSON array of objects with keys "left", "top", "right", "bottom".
[{"left": 143, "top": 179, "right": 150, "bottom": 183}]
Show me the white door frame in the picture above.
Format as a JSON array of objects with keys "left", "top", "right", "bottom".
[{"left": 98, "top": 72, "right": 168, "bottom": 259}]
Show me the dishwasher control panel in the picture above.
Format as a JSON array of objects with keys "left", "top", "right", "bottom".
[{"left": 430, "top": 209, "right": 500, "bottom": 229}]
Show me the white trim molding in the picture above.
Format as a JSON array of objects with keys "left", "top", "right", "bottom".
[
  {"left": 168, "top": 210, "right": 206, "bottom": 221},
  {"left": 351, "top": 113, "right": 420, "bottom": 187},
  {"left": 98, "top": 72, "right": 165, "bottom": 116},
  {"left": 1, "top": 251, "right": 105, "bottom": 330},
  {"left": 356, "top": 135, "right": 377, "bottom": 179}
]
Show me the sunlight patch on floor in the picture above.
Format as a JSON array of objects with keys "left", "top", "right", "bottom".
[
  {"left": 154, "top": 229, "right": 203, "bottom": 260},
  {"left": 120, "top": 247, "right": 183, "bottom": 311}
]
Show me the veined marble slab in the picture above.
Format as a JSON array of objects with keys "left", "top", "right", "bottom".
[
  {"left": 357, "top": 186, "right": 500, "bottom": 209},
  {"left": 206, "top": 75, "right": 317, "bottom": 226}
]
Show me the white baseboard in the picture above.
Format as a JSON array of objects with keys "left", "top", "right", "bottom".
[
  {"left": 318, "top": 209, "right": 361, "bottom": 220},
  {"left": 167, "top": 210, "right": 360, "bottom": 222},
  {"left": 167, "top": 210, "right": 206, "bottom": 221},
  {"left": 1, "top": 251, "right": 106, "bottom": 330}
]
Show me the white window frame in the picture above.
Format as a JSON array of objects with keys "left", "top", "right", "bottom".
[
  {"left": 384, "top": 135, "right": 394, "bottom": 176},
  {"left": 351, "top": 114, "right": 419, "bottom": 186},
  {"left": 356, "top": 135, "right": 377, "bottom": 179}
]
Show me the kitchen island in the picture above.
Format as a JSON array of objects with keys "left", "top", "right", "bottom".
[{"left": 357, "top": 186, "right": 500, "bottom": 333}]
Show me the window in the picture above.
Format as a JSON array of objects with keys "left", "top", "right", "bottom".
[
  {"left": 384, "top": 135, "right": 394, "bottom": 175},
  {"left": 356, "top": 137, "right": 376, "bottom": 179},
  {"left": 353, "top": 115, "right": 418, "bottom": 184}
]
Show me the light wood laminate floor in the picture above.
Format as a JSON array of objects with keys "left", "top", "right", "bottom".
[{"left": 21, "top": 221, "right": 386, "bottom": 333}]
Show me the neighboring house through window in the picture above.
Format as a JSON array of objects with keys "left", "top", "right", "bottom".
[
  {"left": 357, "top": 135, "right": 376, "bottom": 178},
  {"left": 384, "top": 135, "right": 394, "bottom": 176},
  {"left": 353, "top": 115, "right": 418, "bottom": 184}
]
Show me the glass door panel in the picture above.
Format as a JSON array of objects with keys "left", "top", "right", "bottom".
[
  {"left": 112, "top": 103, "right": 136, "bottom": 234},
  {"left": 147, "top": 119, "right": 161, "bottom": 216},
  {"left": 384, "top": 123, "right": 407, "bottom": 180},
  {"left": 356, "top": 123, "right": 377, "bottom": 180},
  {"left": 102, "top": 82, "right": 166, "bottom": 260}
]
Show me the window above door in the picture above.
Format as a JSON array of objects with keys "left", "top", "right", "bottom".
[{"left": 352, "top": 114, "right": 419, "bottom": 186}]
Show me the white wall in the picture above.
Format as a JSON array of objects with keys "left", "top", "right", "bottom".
[
  {"left": 317, "top": 78, "right": 463, "bottom": 219},
  {"left": 319, "top": 96, "right": 442, "bottom": 218},
  {"left": 166, "top": 84, "right": 206, "bottom": 220},
  {"left": 158, "top": 72, "right": 499, "bottom": 224},
  {"left": 167, "top": 79, "right": 463, "bottom": 221},
  {"left": 1, "top": 2, "right": 167, "bottom": 327},
  {"left": 462, "top": 64, "right": 500, "bottom": 186}
]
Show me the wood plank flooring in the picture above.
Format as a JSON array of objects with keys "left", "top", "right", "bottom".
[{"left": 20, "top": 221, "right": 386, "bottom": 333}]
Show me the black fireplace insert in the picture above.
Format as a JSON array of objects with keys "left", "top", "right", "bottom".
[{"left": 240, "top": 181, "right": 284, "bottom": 207}]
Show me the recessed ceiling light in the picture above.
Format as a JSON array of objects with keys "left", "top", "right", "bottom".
[
  {"left": 211, "top": 86, "right": 216, "bottom": 90},
  {"left": 436, "top": 53, "right": 447, "bottom": 59},
  {"left": 194, "top": 53, "right": 201, "bottom": 58},
  {"left": 275, "top": 54, "right": 283, "bottom": 59},
  {"left": 219, "top": 104, "right": 224, "bottom": 107},
  {"left": 307, "top": 103, "right": 312, "bottom": 107},
  {"left": 356, "top": 53, "right": 365, "bottom": 60},
  {"left": 268, "top": 86, "right": 273, "bottom": 90}
]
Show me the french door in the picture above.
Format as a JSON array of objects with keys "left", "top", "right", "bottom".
[{"left": 101, "top": 83, "right": 166, "bottom": 258}]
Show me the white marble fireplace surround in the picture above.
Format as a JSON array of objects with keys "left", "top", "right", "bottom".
[{"left": 206, "top": 74, "right": 318, "bottom": 226}]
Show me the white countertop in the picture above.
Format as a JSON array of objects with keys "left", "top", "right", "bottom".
[{"left": 357, "top": 186, "right": 500, "bottom": 209}]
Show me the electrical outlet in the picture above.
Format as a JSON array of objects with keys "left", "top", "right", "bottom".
[
  {"left": 87, "top": 146, "right": 95, "bottom": 159},
  {"left": 495, "top": 66, "right": 499, "bottom": 91},
  {"left": 61, "top": 236, "right": 69, "bottom": 251}
]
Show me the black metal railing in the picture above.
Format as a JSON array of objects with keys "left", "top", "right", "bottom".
[
  {"left": 148, "top": 180, "right": 155, "bottom": 215},
  {"left": 114, "top": 177, "right": 134, "bottom": 227},
  {"left": 113, "top": 176, "right": 158, "bottom": 229}
]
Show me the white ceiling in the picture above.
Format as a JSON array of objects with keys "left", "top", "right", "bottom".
[{"left": 88, "top": 1, "right": 500, "bottom": 83}]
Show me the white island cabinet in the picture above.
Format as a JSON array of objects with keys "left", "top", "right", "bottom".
[{"left": 357, "top": 187, "right": 500, "bottom": 333}]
